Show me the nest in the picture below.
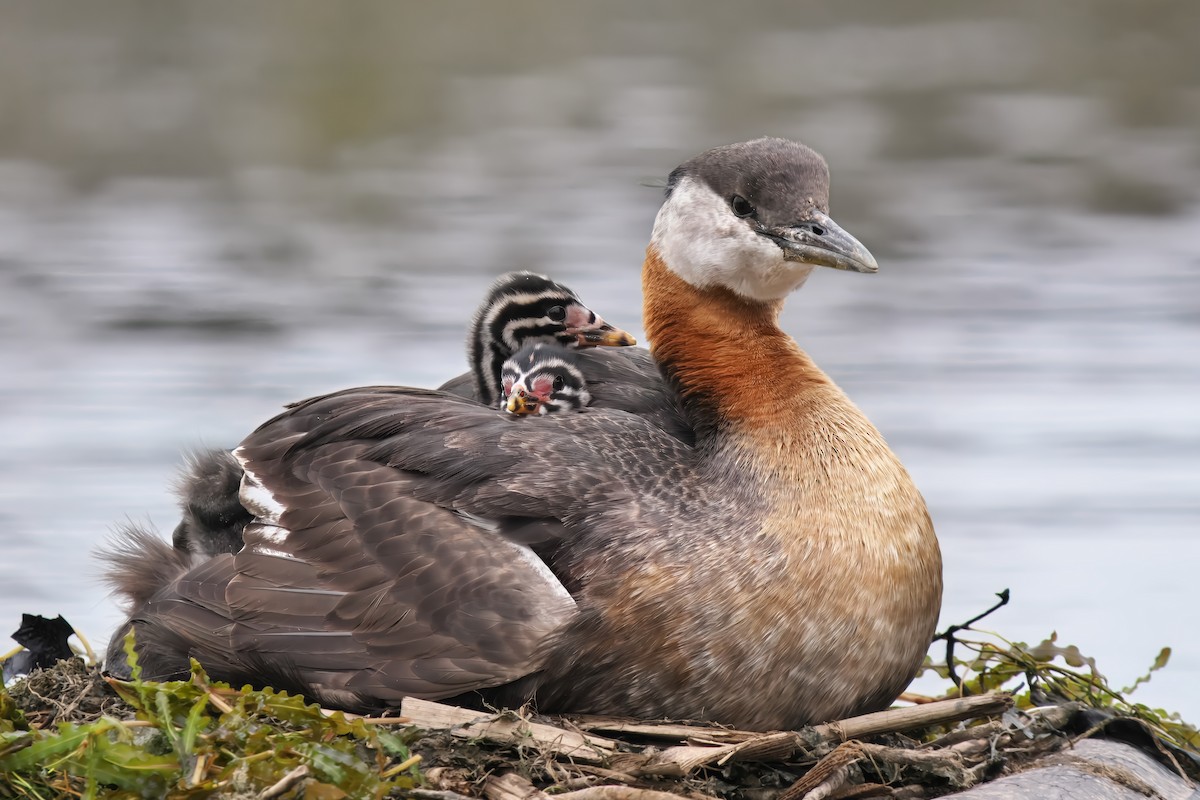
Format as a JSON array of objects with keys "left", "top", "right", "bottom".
[{"left": 4, "top": 657, "right": 1195, "bottom": 800}]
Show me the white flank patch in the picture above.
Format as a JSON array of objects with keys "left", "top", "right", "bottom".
[
  {"left": 241, "top": 521, "right": 299, "bottom": 558},
  {"left": 495, "top": 537, "right": 576, "bottom": 607},
  {"left": 247, "top": 545, "right": 292, "bottom": 559},
  {"left": 651, "top": 176, "right": 814, "bottom": 302},
  {"left": 457, "top": 519, "right": 576, "bottom": 608},
  {"left": 234, "top": 446, "right": 286, "bottom": 525},
  {"left": 250, "top": 523, "right": 289, "bottom": 546},
  {"left": 455, "top": 510, "right": 501, "bottom": 533}
]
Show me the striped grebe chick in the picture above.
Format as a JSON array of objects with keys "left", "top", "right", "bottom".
[
  {"left": 170, "top": 272, "right": 633, "bottom": 557},
  {"left": 501, "top": 342, "right": 591, "bottom": 416}
]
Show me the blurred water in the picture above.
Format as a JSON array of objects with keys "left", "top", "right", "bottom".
[{"left": 1, "top": 2, "right": 1198, "bottom": 720}]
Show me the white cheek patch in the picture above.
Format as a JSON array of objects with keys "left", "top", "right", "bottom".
[{"left": 651, "top": 177, "right": 814, "bottom": 302}]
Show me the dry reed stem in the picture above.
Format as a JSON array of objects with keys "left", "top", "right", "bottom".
[
  {"left": 485, "top": 772, "right": 710, "bottom": 800},
  {"left": 404, "top": 694, "right": 1013, "bottom": 779},
  {"left": 571, "top": 718, "right": 755, "bottom": 744},
  {"left": 776, "top": 742, "right": 862, "bottom": 800},
  {"left": 812, "top": 694, "right": 1012, "bottom": 742},
  {"left": 402, "top": 697, "right": 620, "bottom": 765},
  {"left": 257, "top": 764, "right": 309, "bottom": 799}
]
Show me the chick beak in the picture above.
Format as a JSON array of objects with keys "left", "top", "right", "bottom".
[
  {"left": 566, "top": 306, "right": 637, "bottom": 348},
  {"left": 506, "top": 388, "right": 539, "bottom": 416},
  {"left": 768, "top": 210, "right": 879, "bottom": 274}
]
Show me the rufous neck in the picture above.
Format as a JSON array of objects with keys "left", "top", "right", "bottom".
[{"left": 642, "top": 245, "right": 833, "bottom": 431}]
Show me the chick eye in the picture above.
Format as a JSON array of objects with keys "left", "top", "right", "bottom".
[
  {"left": 552, "top": 375, "right": 565, "bottom": 392},
  {"left": 546, "top": 305, "right": 567, "bottom": 322},
  {"left": 730, "top": 194, "right": 756, "bottom": 218}
]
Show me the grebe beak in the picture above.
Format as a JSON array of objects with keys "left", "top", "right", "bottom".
[
  {"left": 764, "top": 210, "right": 879, "bottom": 274},
  {"left": 506, "top": 389, "right": 539, "bottom": 416},
  {"left": 565, "top": 305, "right": 637, "bottom": 347},
  {"left": 578, "top": 324, "right": 637, "bottom": 347}
]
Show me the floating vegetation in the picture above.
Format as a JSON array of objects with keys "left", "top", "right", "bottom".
[
  {"left": 918, "top": 590, "right": 1200, "bottom": 760},
  {"left": 1, "top": 601, "right": 1197, "bottom": 799},
  {"left": 0, "top": 635, "right": 420, "bottom": 798}
]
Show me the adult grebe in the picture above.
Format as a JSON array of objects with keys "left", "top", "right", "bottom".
[{"left": 105, "top": 138, "right": 941, "bottom": 729}]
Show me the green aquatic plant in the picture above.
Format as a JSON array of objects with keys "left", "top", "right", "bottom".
[
  {"left": 919, "top": 590, "right": 1200, "bottom": 758},
  {"left": 0, "top": 633, "right": 422, "bottom": 799}
]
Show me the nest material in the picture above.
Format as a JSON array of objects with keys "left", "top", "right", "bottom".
[
  {"left": 10, "top": 658, "right": 1191, "bottom": 799},
  {"left": 4, "top": 656, "right": 124, "bottom": 728}
]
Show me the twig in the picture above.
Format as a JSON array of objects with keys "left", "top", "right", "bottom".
[
  {"left": 409, "top": 790, "right": 480, "bottom": 800},
  {"left": 636, "top": 732, "right": 802, "bottom": 777},
  {"left": 406, "top": 693, "right": 1011, "bottom": 782},
  {"left": 190, "top": 670, "right": 234, "bottom": 714},
  {"left": 258, "top": 765, "right": 309, "bottom": 799},
  {"left": 70, "top": 625, "right": 98, "bottom": 665},
  {"left": 855, "top": 742, "right": 976, "bottom": 788},
  {"left": 813, "top": 693, "right": 1012, "bottom": 742},
  {"left": 776, "top": 742, "right": 860, "bottom": 800},
  {"left": 485, "top": 772, "right": 548, "bottom": 800},
  {"left": 605, "top": 694, "right": 1011, "bottom": 755},
  {"left": 799, "top": 766, "right": 850, "bottom": 800},
  {"left": 570, "top": 718, "right": 755, "bottom": 744},
  {"left": 486, "top": 773, "right": 704, "bottom": 800},
  {"left": 568, "top": 764, "right": 640, "bottom": 785},
  {"left": 557, "top": 789, "right": 701, "bottom": 800},
  {"left": 640, "top": 694, "right": 1011, "bottom": 777},
  {"left": 381, "top": 753, "right": 423, "bottom": 778},
  {"left": 896, "top": 691, "right": 939, "bottom": 704},
  {"left": 55, "top": 672, "right": 99, "bottom": 723},
  {"left": 830, "top": 784, "right": 896, "bottom": 799},
  {"left": 402, "top": 697, "right": 620, "bottom": 765},
  {"left": 189, "top": 753, "right": 208, "bottom": 787},
  {"left": 933, "top": 589, "right": 1010, "bottom": 689}
]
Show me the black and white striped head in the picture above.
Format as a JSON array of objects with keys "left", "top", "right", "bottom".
[
  {"left": 469, "top": 271, "right": 634, "bottom": 407},
  {"left": 500, "top": 343, "right": 591, "bottom": 416},
  {"left": 652, "top": 138, "right": 879, "bottom": 302}
]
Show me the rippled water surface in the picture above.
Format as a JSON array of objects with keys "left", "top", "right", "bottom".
[{"left": 2, "top": 3, "right": 1198, "bottom": 719}]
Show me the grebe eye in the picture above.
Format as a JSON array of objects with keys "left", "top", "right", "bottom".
[
  {"left": 730, "top": 195, "right": 756, "bottom": 218},
  {"left": 552, "top": 375, "right": 565, "bottom": 392},
  {"left": 546, "top": 305, "right": 567, "bottom": 322}
]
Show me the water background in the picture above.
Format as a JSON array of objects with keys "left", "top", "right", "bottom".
[{"left": 2, "top": 3, "right": 1197, "bottom": 720}]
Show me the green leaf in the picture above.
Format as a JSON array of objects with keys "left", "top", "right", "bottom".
[
  {"left": 180, "top": 694, "right": 210, "bottom": 755},
  {"left": 0, "top": 722, "right": 91, "bottom": 772},
  {"left": 1121, "top": 647, "right": 1172, "bottom": 695},
  {"left": 155, "top": 688, "right": 183, "bottom": 753}
]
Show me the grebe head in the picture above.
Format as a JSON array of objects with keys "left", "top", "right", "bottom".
[
  {"left": 651, "top": 137, "right": 878, "bottom": 302},
  {"left": 501, "top": 342, "right": 591, "bottom": 416},
  {"left": 470, "top": 271, "right": 634, "bottom": 406}
]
